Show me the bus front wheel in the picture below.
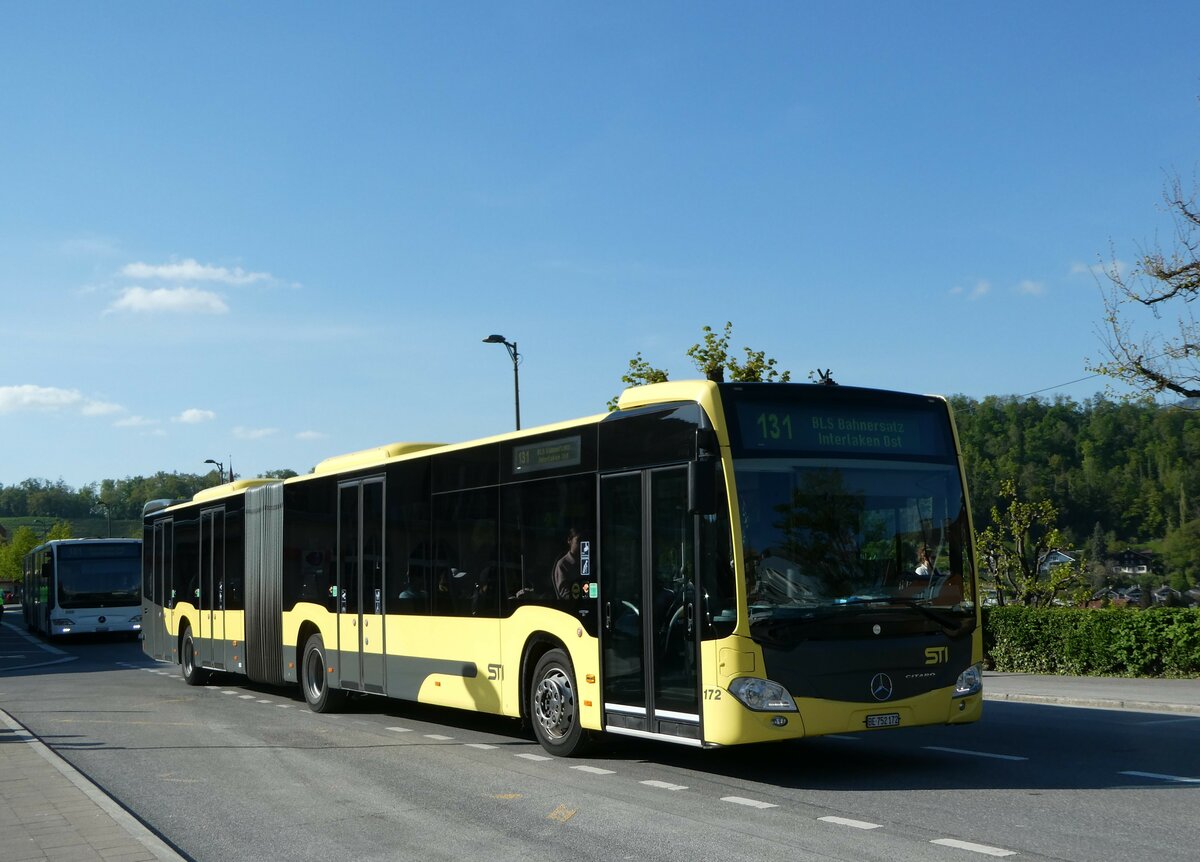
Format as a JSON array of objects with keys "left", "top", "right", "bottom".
[
  {"left": 180, "top": 626, "right": 209, "bottom": 686},
  {"left": 530, "top": 649, "right": 591, "bottom": 757},
  {"left": 301, "top": 633, "right": 346, "bottom": 713}
]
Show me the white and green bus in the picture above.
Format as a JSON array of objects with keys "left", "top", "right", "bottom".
[
  {"left": 23, "top": 538, "right": 142, "bottom": 637},
  {"left": 142, "top": 381, "right": 983, "bottom": 755}
]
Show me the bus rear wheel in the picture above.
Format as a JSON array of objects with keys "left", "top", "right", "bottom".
[
  {"left": 530, "top": 649, "right": 590, "bottom": 757},
  {"left": 180, "top": 626, "right": 209, "bottom": 686},
  {"left": 301, "top": 633, "right": 346, "bottom": 713}
]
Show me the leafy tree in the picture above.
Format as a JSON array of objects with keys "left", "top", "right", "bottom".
[
  {"left": 261, "top": 469, "right": 300, "bottom": 480},
  {"left": 1161, "top": 518, "right": 1200, "bottom": 590},
  {"left": 1090, "top": 174, "right": 1200, "bottom": 398},
  {"left": 975, "top": 480, "right": 1084, "bottom": 607},
  {"left": 687, "top": 322, "right": 792, "bottom": 383},
  {"left": 0, "top": 526, "right": 40, "bottom": 587},
  {"left": 0, "top": 521, "right": 70, "bottom": 588},
  {"left": 610, "top": 321, "right": 790, "bottom": 409}
]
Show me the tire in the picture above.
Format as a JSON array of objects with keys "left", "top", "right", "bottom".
[
  {"left": 301, "top": 633, "right": 346, "bottom": 713},
  {"left": 180, "top": 625, "right": 209, "bottom": 686},
  {"left": 530, "top": 648, "right": 590, "bottom": 756}
]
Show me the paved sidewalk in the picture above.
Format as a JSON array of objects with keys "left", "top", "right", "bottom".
[
  {"left": 984, "top": 671, "right": 1200, "bottom": 715},
  {"left": 0, "top": 709, "right": 186, "bottom": 862}
]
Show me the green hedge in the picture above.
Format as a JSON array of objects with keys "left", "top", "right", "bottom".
[{"left": 983, "top": 606, "right": 1200, "bottom": 677}]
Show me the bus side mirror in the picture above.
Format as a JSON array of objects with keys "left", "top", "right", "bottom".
[{"left": 688, "top": 459, "right": 717, "bottom": 516}]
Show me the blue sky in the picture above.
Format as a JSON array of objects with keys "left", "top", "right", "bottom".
[{"left": 2, "top": 3, "right": 1198, "bottom": 487}]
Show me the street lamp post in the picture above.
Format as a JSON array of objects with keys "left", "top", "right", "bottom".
[
  {"left": 483, "top": 334, "right": 521, "bottom": 430},
  {"left": 204, "top": 459, "right": 226, "bottom": 484}
]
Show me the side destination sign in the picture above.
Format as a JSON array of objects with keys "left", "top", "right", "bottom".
[
  {"left": 734, "top": 401, "right": 946, "bottom": 457},
  {"left": 512, "top": 435, "right": 583, "bottom": 475}
]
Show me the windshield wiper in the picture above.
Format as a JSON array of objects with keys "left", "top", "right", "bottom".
[
  {"left": 749, "top": 596, "right": 971, "bottom": 645},
  {"left": 832, "top": 596, "right": 968, "bottom": 632}
]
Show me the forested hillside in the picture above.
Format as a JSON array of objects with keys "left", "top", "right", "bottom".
[{"left": 950, "top": 394, "right": 1200, "bottom": 589}]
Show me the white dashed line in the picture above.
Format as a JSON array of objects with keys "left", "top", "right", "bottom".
[
  {"left": 238, "top": 695, "right": 256, "bottom": 700},
  {"left": 277, "top": 704, "right": 290, "bottom": 708},
  {"left": 923, "top": 746, "right": 1028, "bottom": 762},
  {"left": 516, "top": 753, "right": 552, "bottom": 762},
  {"left": 571, "top": 765, "right": 615, "bottom": 775},
  {"left": 386, "top": 727, "right": 412, "bottom": 733},
  {"left": 256, "top": 699, "right": 271, "bottom": 704},
  {"left": 1119, "top": 770, "right": 1200, "bottom": 784},
  {"left": 424, "top": 734, "right": 454, "bottom": 741},
  {"left": 464, "top": 743, "right": 497, "bottom": 750},
  {"left": 221, "top": 691, "right": 237, "bottom": 695},
  {"left": 721, "top": 796, "right": 778, "bottom": 809},
  {"left": 641, "top": 780, "right": 688, "bottom": 791},
  {"left": 931, "top": 838, "right": 1016, "bottom": 857},
  {"left": 819, "top": 816, "right": 882, "bottom": 830}
]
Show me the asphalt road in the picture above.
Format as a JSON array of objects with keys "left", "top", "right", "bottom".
[{"left": 1, "top": 620, "right": 1197, "bottom": 862}]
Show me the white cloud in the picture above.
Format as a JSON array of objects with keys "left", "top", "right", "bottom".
[
  {"left": 174, "top": 408, "right": 216, "bottom": 424},
  {"left": 1017, "top": 280, "right": 1045, "bottom": 296},
  {"left": 81, "top": 400, "right": 123, "bottom": 416},
  {"left": 295, "top": 430, "right": 327, "bottom": 441},
  {"left": 121, "top": 258, "right": 271, "bottom": 286},
  {"left": 1072, "top": 260, "right": 1127, "bottom": 279},
  {"left": 114, "top": 415, "right": 159, "bottom": 428},
  {"left": 0, "top": 385, "right": 82, "bottom": 413},
  {"left": 106, "top": 286, "right": 229, "bottom": 315},
  {"left": 952, "top": 280, "right": 991, "bottom": 300},
  {"left": 234, "top": 426, "right": 278, "bottom": 440}
]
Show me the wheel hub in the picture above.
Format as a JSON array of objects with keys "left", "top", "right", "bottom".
[{"left": 534, "top": 670, "right": 573, "bottom": 739}]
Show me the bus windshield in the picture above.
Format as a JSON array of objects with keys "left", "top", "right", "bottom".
[
  {"left": 56, "top": 545, "right": 141, "bottom": 608},
  {"left": 734, "top": 457, "right": 975, "bottom": 636}
]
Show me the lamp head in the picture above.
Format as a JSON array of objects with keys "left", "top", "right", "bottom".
[{"left": 483, "top": 334, "right": 506, "bottom": 344}]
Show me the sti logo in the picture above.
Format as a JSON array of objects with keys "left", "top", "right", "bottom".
[{"left": 925, "top": 646, "right": 949, "bottom": 665}]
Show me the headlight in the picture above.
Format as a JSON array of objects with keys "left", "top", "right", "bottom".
[
  {"left": 954, "top": 663, "right": 983, "bottom": 697},
  {"left": 728, "top": 677, "right": 798, "bottom": 712}
]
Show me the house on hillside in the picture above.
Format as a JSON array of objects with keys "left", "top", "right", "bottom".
[
  {"left": 1112, "top": 549, "right": 1158, "bottom": 577},
  {"left": 1038, "top": 549, "right": 1078, "bottom": 575}
]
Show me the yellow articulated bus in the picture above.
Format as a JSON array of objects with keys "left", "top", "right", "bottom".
[{"left": 141, "top": 381, "right": 982, "bottom": 755}]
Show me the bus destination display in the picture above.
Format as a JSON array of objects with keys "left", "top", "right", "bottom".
[
  {"left": 512, "top": 435, "right": 582, "bottom": 475},
  {"left": 735, "top": 402, "right": 945, "bottom": 457}
]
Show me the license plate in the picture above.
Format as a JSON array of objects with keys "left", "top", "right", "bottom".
[
  {"left": 865, "top": 712, "right": 901, "bottom": 728},
  {"left": 95, "top": 626, "right": 109, "bottom": 632}
]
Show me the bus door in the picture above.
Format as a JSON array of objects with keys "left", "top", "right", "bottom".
[
  {"left": 337, "top": 477, "right": 386, "bottom": 693},
  {"left": 198, "top": 508, "right": 226, "bottom": 669},
  {"left": 600, "top": 467, "right": 701, "bottom": 742},
  {"left": 146, "top": 519, "right": 172, "bottom": 661}
]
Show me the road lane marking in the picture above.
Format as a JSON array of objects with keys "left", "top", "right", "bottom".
[
  {"left": 221, "top": 691, "right": 237, "bottom": 695},
  {"left": 386, "top": 726, "right": 412, "bottom": 733},
  {"left": 516, "top": 753, "right": 552, "bottom": 761},
  {"left": 819, "top": 816, "right": 881, "bottom": 830},
  {"left": 1119, "top": 770, "right": 1200, "bottom": 784},
  {"left": 238, "top": 695, "right": 256, "bottom": 700},
  {"left": 721, "top": 796, "right": 778, "bottom": 809},
  {"left": 424, "top": 734, "right": 454, "bottom": 741},
  {"left": 923, "top": 746, "right": 1028, "bottom": 762},
  {"left": 465, "top": 743, "right": 498, "bottom": 750},
  {"left": 931, "top": 838, "right": 1016, "bottom": 857},
  {"left": 641, "top": 780, "right": 688, "bottom": 791},
  {"left": 571, "top": 765, "right": 615, "bottom": 775}
]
